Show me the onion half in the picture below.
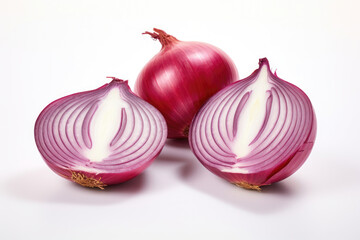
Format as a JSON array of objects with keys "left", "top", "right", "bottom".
[
  {"left": 189, "top": 58, "right": 316, "bottom": 190},
  {"left": 34, "top": 78, "right": 167, "bottom": 189},
  {"left": 135, "top": 28, "right": 238, "bottom": 138}
]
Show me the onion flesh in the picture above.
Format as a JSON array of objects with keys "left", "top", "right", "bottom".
[
  {"left": 34, "top": 78, "right": 167, "bottom": 189},
  {"left": 189, "top": 58, "right": 316, "bottom": 190},
  {"left": 135, "top": 28, "right": 238, "bottom": 138}
]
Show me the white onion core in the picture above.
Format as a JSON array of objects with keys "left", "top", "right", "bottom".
[
  {"left": 84, "top": 88, "right": 129, "bottom": 162},
  {"left": 231, "top": 65, "right": 272, "bottom": 158}
]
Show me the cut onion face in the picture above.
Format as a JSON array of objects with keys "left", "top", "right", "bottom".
[
  {"left": 189, "top": 58, "right": 316, "bottom": 190},
  {"left": 34, "top": 78, "right": 167, "bottom": 189}
]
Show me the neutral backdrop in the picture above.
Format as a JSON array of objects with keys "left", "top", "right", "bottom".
[{"left": 1, "top": 0, "right": 359, "bottom": 239}]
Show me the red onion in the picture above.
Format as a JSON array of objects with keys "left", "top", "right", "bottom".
[
  {"left": 34, "top": 78, "right": 167, "bottom": 189},
  {"left": 189, "top": 58, "right": 316, "bottom": 190},
  {"left": 135, "top": 28, "right": 238, "bottom": 138}
]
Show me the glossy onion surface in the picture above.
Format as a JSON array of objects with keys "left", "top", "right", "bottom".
[
  {"left": 189, "top": 58, "right": 316, "bottom": 190},
  {"left": 35, "top": 78, "right": 167, "bottom": 189},
  {"left": 135, "top": 28, "right": 238, "bottom": 138}
]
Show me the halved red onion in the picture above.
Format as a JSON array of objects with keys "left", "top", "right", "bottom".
[
  {"left": 34, "top": 78, "right": 167, "bottom": 189},
  {"left": 189, "top": 58, "right": 316, "bottom": 190}
]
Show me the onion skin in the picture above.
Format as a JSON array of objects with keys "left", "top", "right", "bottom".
[
  {"left": 34, "top": 78, "right": 167, "bottom": 189},
  {"left": 135, "top": 28, "right": 238, "bottom": 138},
  {"left": 189, "top": 58, "right": 316, "bottom": 190}
]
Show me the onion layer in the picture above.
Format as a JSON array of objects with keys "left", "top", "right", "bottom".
[
  {"left": 135, "top": 28, "right": 238, "bottom": 138},
  {"left": 34, "top": 78, "right": 167, "bottom": 189},
  {"left": 189, "top": 58, "right": 316, "bottom": 190}
]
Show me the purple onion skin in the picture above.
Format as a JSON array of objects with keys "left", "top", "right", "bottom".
[
  {"left": 189, "top": 58, "right": 316, "bottom": 189},
  {"left": 35, "top": 79, "right": 167, "bottom": 188},
  {"left": 135, "top": 28, "right": 238, "bottom": 138}
]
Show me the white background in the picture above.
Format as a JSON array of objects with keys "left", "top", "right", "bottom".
[{"left": 1, "top": 0, "right": 360, "bottom": 239}]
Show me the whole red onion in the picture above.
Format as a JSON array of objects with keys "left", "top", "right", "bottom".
[
  {"left": 135, "top": 28, "right": 238, "bottom": 138},
  {"left": 189, "top": 58, "right": 316, "bottom": 190},
  {"left": 34, "top": 78, "right": 167, "bottom": 189}
]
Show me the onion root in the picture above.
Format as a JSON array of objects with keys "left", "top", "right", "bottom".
[
  {"left": 235, "top": 182, "right": 261, "bottom": 191},
  {"left": 71, "top": 172, "right": 107, "bottom": 190}
]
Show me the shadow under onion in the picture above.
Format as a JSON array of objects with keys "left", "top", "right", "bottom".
[
  {"left": 161, "top": 139, "right": 302, "bottom": 214},
  {"left": 5, "top": 168, "right": 147, "bottom": 205}
]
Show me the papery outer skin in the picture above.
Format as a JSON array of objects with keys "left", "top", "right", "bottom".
[
  {"left": 34, "top": 80, "right": 167, "bottom": 186},
  {"left": 135, "top": 37, "right": 238, "bottom": 138},
  {"left": 189, "top": 58, "right": 316, "bottom": 187}
]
